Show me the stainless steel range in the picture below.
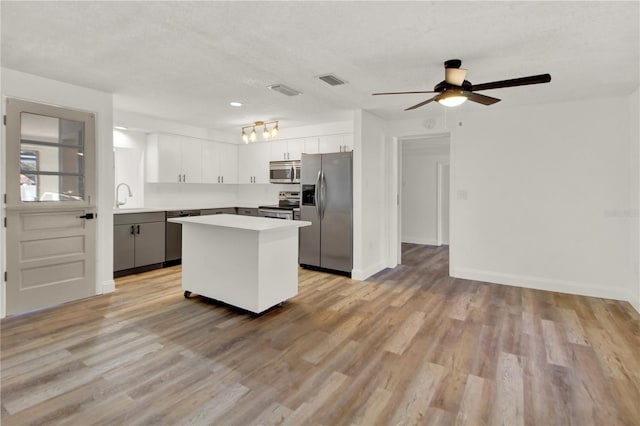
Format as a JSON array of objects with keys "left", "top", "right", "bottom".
[{"left": 258, "top": 191, "right": 300, "bottom": 220}]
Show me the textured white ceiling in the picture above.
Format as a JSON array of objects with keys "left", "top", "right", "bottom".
[{"left": 2, "top": 1, "right": 638, "bottom": 133}]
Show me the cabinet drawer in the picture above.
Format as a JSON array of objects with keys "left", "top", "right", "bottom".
[
  {"left": 200, "top": 208, "right": 236, "bottom": 215},
  {"left": 114, "top": 212, "right": 165, "bottom": 225},
  {"left": 237, "top": 208, "right": 258, "bottom": 216}
]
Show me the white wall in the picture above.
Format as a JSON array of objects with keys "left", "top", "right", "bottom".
[
  {"left": 1, "top": 68, "right": 114, "bottom": 317},
  {"left": 352, "top": 110, "right": 389, "bottom": 280},
  {"left": 385, "top": 95, "right": 638, "bottom": 308},
  {"left": 629, "top": 87, "right": 640, "bottom": 312},
  {"left": 114, "top": 110, "right": 235, "bottom": 143},
  {"left": 145, "top": 183, "right": 239, "bottom": 209},
  {"left": 113, "top": 130, "right": 146, "bottom": 209},
  {"left": 451, "top": 96, "right": 634, "bottom": 301},
  {"left": 401, "top": 136, "right": 449, "bottom": 245}
]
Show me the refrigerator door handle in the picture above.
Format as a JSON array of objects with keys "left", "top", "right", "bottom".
[
  {"left": 320, "top": 170, "right": 327, "bottom": 220},
  {"left": 314, "top": 170, "right": 322, "bottom": 218}
]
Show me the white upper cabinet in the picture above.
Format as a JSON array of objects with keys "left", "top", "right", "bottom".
[
  {"left": 238, "top": 142, "right": 270, "bottom": 184},
  {"left": 219, "top": 142, "right": 238, "bottom": 184},
  {"left": 147, "top": 133, "right": 203, "bottom": 183},
  {"left": 269, "top": 139, "right": 289, "bottom": 161},
  {"left": 302, "top": 137, "right": 320, "bottom": 155},
  {"left": 318, "top": 134, "right": 352, "bottom": 153},
  {"left": 202, "top": 141, "right": 238, "bottom": 184},
  {"left": 270, "top": 137, "right": 322, "bottom": 160}
]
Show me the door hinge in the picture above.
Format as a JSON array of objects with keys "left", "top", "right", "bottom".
[
  {"left": 3, "top": 193, "right": 6, "bottom": 204},
  {"left": 3, "top": 217, "right": 6, "bottom": 228},
  {"left": 4, "top": 271, "right": 7, "bottom": 282},
  {"left": 3, "top": 115, "right": 6, "bottom": 126}
]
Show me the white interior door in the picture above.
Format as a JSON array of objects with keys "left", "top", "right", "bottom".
[{"left": 5, "top": 98, "right": 96, "bottom": 315}]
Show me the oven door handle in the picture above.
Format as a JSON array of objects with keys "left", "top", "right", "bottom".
[{"left": 291, "top": 166, "right": 295, "bottom": 183}]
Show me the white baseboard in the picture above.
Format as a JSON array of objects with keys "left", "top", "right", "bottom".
[
  {"left": 451, "top": 267, "right": 631, "bottom": 302},
  {"left": 101, "top": 279, "right": 116, "bottom": 294},
  {"left": 352, "top": 261, "right": 387, "bottom": 281},
  {"left": 402, "top": 236, "right": 439, "bottom": 246}
]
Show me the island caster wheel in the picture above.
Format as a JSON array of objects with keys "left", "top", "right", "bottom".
[{"left": 184, "top": 291, "right": 192, "bottom": 299}]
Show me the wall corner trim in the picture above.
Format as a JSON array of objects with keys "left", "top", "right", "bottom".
[
  {"left": 630, "top": 295, "right": 640, "bottom": 314},
  {"left": 101, "top": 279, "right": 116, "bottom": 294},
  {"left": 352, "top": 262, "right": 387, "bottom": 281}
]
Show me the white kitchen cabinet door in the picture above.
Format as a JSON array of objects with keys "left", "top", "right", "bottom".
[
  {"left": 219, "top": 142, "right": 238, "bottom": 184},
  {"left": 147, "top": 134, "right": 203, "bottom": 183},
  {"left": 318, "top": 134, "right": 344, "bottom": 153},
  {"left": 318, "top": 134, "right": 353, "bottom": 153},
  {"left": 146, "top": 134, "right": 182, "bottom": 183},
  {"left": 269, "top": 139, "right": 289, "bottom": 161},
  {"left": 201, "top": 142, "right": 222, "bottom": 184},
  {"left": 286, "top": 138, "right": 306, "bottom": 160},
  {"left": 343, "top": 134, "right": 353, "bottom": 152},
  {"left": 239, "top": 142, "right": 270, "bottom": 184},
  {"left": 253, "top": 142, "right": 271, "bottom": 183},
  {"left": 303, "top": 137, "right": 320, "bottom": 155},
  {"left": 180, "top": 138, "right": 203, "bottom": 183}
]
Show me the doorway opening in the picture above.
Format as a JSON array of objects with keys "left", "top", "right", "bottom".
[{"left": 397, "top": 133, "right": 450, "bottom": 266}]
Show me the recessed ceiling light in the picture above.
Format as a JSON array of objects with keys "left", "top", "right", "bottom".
[
  {"left": 114, "top": 126, "right": 128, "bottom": 130},
  {"left": 230, "top": 102, "right": 243, "bottom": 107}
]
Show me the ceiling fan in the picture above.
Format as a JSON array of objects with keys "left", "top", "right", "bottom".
[{"left": 373, "top": 59, "right": 551, "bottom": 110}]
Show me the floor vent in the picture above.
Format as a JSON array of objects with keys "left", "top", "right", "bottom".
[
  {"left": 267, "top": 84, "right": 302, "bottom": 96},
  {"left": 317, "top": 74, "right": 347, "bottom": 86}
]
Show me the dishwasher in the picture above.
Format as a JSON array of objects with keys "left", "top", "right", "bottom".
[{"left": 165, "top": 210, "right": 200, "bottom": 266}]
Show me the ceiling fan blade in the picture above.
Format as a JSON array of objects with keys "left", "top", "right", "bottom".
[
  {"left": 372, "top": 90, "right": 437, "bottom": 96},
  {"left": 471, "top": 73, "right": 551, "bottom": 91},
  {"left": 467, "top": 92, "right": 501, "bottom": 105},
  {"left": 404, "top": 96, "right": 438, "bottom": 111},
  {"left": 445, "top": 68, "right": 467, "bottom": 85}
]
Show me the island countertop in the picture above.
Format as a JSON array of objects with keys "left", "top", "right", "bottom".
[{"left": 168, "top": 214, "right": 311, "bottom": 232}]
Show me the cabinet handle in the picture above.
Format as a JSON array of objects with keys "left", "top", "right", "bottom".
[
  {"left": 136, "top": 224, "right": 140, "bottom": 234},
  {"left": 183, "top": 174, "right": 186, "bottom": 182},
  {"left": 178, "top": 174, "right": 181, "bottom": 182},
  {"left": 217, "top": 176, "right": 220, "bottom": 183},
  {"left": 130, "top": 225, "right": 135, "bottom": 235},
  {"left": 221, "top": 176, "right": 224, "bottom": 183}
]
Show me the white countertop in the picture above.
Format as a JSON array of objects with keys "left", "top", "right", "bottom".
[
  {"left": 168, "top": 214, "right": 310, "bottom": 232},
  {"left": 113, "top": 203, "right": 262, "bottom": 214}
]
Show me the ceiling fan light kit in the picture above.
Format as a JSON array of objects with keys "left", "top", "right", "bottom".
[{"left": 373, "top": 59, "right": 551, "bottom": 110}]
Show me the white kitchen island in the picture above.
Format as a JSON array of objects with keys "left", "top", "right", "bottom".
[{"left": 168, "top": 214, "right": 311, "bottom": 314}]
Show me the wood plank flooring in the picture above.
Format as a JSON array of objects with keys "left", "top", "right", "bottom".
[{"left": 2, "top": 243, "right": 639, "bottom": 425}]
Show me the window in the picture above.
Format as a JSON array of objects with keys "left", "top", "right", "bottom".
[{"left": 20, "top": 112, "right": 85, "bottom": 202}]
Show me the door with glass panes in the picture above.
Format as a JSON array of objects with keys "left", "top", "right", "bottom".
[{"left": 5, "top": 98, "right": 96, "bottom": 315}]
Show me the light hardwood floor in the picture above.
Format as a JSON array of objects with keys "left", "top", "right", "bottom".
[{"left": 2, "top": 244, "right": 639, "bottom": 425}]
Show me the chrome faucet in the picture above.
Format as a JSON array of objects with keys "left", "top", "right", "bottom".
[{"left": 115, "top": 182, "right": 133, "bottom": 208}]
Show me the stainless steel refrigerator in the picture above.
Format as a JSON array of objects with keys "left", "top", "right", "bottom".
[{"left": 300, "top": 152, "right": 352, "bottom": 275}]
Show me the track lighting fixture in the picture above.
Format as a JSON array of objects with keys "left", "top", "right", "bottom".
[{"left": 241, "top": 120, "right": 279, "bottom": 144}]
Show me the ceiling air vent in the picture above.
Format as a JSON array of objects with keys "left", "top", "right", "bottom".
[
  {"left": 267, "top": 84, "right": 302, "bottom": 96},
  {"left": 317, "top": 73, "right": 347, "bottom": 86}
]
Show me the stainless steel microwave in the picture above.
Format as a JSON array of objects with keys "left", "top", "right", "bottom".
[{"left": 269, "top": 160, "right": 300, "bottom": 184}]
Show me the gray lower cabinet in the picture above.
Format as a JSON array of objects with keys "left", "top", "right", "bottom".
[
  {"left": 114, "top": 212, "right": 165, "bottom": 274},
  {"left": 236, "top": 207, "right": 258, "bottom": 216},
  {"left": 200, "top": 207, "right": 237, "bottom": 215}
]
